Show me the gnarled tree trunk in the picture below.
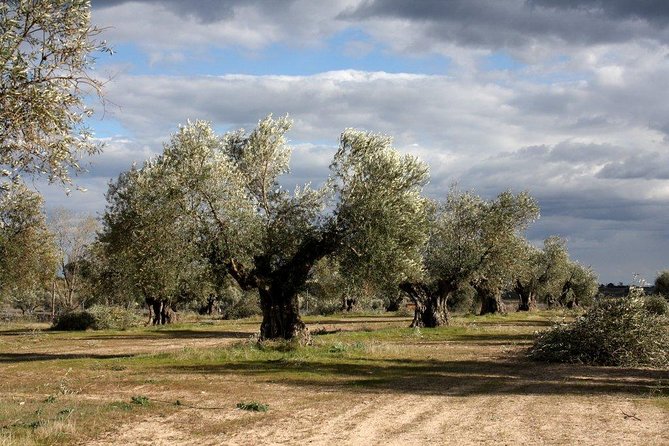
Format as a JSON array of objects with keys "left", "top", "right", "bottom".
[
  {"left": 399, "top": 281, "right": 452, "bottom": 328},
  {"left": 258, "top": 286, "right": 308, "bottom": 340},
  {"left": 476, "top": 280, "right": 506, "bottom": 315},
  {"left": 214, "top": 232, "right": 339, "bottom": 342}
]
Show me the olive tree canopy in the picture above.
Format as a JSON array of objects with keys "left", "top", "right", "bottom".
[
  {"left": 514, "top": 236, "right": 598, "bottom": 310},
  {"left": 0, "top": 0, "right": 109, "bottom": 185}
]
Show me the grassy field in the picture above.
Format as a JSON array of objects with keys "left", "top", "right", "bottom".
[{"left": 0, "top": 311, "right": 667, "bottom": 445}]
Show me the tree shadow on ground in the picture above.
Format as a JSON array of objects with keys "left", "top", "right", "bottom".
[
  {"left": 79, "top": 330, "right": 253, "bottom": 341},
  {"left": 166, "top": 356, "right": 669, "bottom": 398},
  {"left": 0, "top": 352, "right": 133, "bottom": 363},
  {"left": 462, "top": 319, "right": 555, "bottom": 327}
]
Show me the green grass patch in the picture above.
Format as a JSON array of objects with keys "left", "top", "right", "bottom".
[{"left": 236, "top": 401, "right": 269, "bottom": 412}]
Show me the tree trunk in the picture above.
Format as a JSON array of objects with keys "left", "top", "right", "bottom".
[
  {"left": 476, "top": 281, "right": 506, "bottom": 315},
  {"left": 258, "top": 287, "right": 307, "bottom": 341},
  {"left": 199, "top": 295, "right": 216, "bottom": 315},
  {"left": 213, "top": 231, "right": 340, "bottom": 342},
  {"left": 146, "top": 297, "right": 173, "bottom": 325},
  {"left": 517, "top": 291, "right": 536, "bottom": 311},
  {"left": 515, "top": 280, "right": 536, "bottom": 311},
  {"left": 399, "top": 282, "right": 451, "bottom": 328},
  {"left": 342, "top": 297, "right": 356, "bottom": 312}
]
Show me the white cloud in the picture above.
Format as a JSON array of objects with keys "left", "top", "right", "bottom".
[{"left": 75, "top": 1, "right": 669, "bottom": 282}]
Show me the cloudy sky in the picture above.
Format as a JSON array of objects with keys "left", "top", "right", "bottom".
[{"left": 43, "top": 0, "right": 669, "bottom": 284}]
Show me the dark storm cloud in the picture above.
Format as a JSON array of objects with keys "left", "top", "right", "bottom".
[
  {"left": 94, "top": 0, "right": 293, "bottom": 23},
  {"left": 342, "top": 0, "right": 669, "bottom": 49},
  {"left": 462, "top": 140, "right": 669, "bottom": 223},
  {"left": 598, "top": 152, "right": 669, "bottom": 180},
  {"left": 529, "top": 0, "right": 669, "bottom": 25}
]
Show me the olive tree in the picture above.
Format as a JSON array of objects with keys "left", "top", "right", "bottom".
[
  {"left": 553, "top": 261, "right": 598, "bottom": 308},
  {"left": 513, "top": 236, "right": 570, "bottom": 311},
  {"left": 103, "top": 117, "right": 430, "bottom": 339},
  {"left": 98, "top": 166, "right": 205, "bottom": 324},
  {"left": 401, "top": 189, "right": 539, "bottom": 327},
  {"left": 514, "top": 236, "right": 598, "bottom": 309},
  {"left": 1, "top": 0, "right": 109, "bottom": 185},
  {"left": 0, "top": 181, "right": 58, "bottom": 311}
]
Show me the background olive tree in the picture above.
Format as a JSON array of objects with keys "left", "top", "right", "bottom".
[
  {"left": 513, "top": 236, "right": 598, "bottom": 310},
  {"left": 401, "top": 189, "right": 539, "bottom": 327},
  {"left": 0, "top": 181, "right": 58, "bottom": 314},
  {"left": 98, "top": 165, "right": 206, "bottom": 324},
  {"left": 654, "top": 270, "right": 669, "bottom": 298}
]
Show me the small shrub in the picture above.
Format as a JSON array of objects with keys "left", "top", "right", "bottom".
[
  {"left": 644, "top": 295, "right": 669, "bottom": 316},
  {"left": 52, "top": 311, "right": 96, "bottom": 331},
  {"left": 87, "top": 305, "right": 142, "bottom": 330},
  {"left": 369, "top": 298, "right": 385, "bottom": 312},
  {"left": 313, "top": 297, "right": 341, "bottom": 316},
  {"left": 236, "top": 401, "right": 269, "bottom": 412},
  {"left": 52, "top": 306, "right": 141, "bottom": 331},
  {"left": 529, "top": 297, "right": 669, "bottom": 367}
]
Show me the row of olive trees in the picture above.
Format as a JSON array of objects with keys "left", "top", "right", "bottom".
[
  {"left": 92, "top": 116, "right": 601, "bottom": 337},
  {"left": 398, "top": 189, "right": 598, "bottom": 328}
]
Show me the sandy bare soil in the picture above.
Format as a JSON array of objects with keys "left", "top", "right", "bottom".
[{"left": 90, "top": 383, "right": 668, "bottom": 446}]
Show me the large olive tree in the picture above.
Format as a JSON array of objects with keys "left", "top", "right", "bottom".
[{"left": 102, "top": 117, "right": 430, "bottom": 339}]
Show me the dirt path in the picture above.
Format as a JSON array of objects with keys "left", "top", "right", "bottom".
[{"left": 91, "top": 387, "right": 668, "bottom": 445}]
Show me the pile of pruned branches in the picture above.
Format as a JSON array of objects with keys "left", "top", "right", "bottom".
[{"left": 529, "top": 297, "right": 669, "bottom": 367}]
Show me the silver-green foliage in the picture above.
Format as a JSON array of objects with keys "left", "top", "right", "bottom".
[
  {"left": 99, "top": 161, "right": 205, "bottom": 305},
  {"left": 514, "top": 236, "right": 598, "bottom": 307},
  {"left": 424, "top": 189, "right": 539, "bottom": 288},
  {"left": 0, "top": 0, "right": 109, "bottom": 184},
  {"left": 101, "top": 116, "right": 431, "bottom": 312},
  {"left": 0, "top": 181, "right": 57, "bottom": 307}
]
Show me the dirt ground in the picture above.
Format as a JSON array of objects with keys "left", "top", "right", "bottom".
[{"left": 1, "top": 315, "right": 668, "bottom": 445}]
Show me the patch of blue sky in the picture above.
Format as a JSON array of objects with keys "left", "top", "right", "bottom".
[
  {"left": 97, "top": 29, "right": 451, "bottom": 77},
  {"left": 89, "top": 118, "right": 129, "bottom": 139}
]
